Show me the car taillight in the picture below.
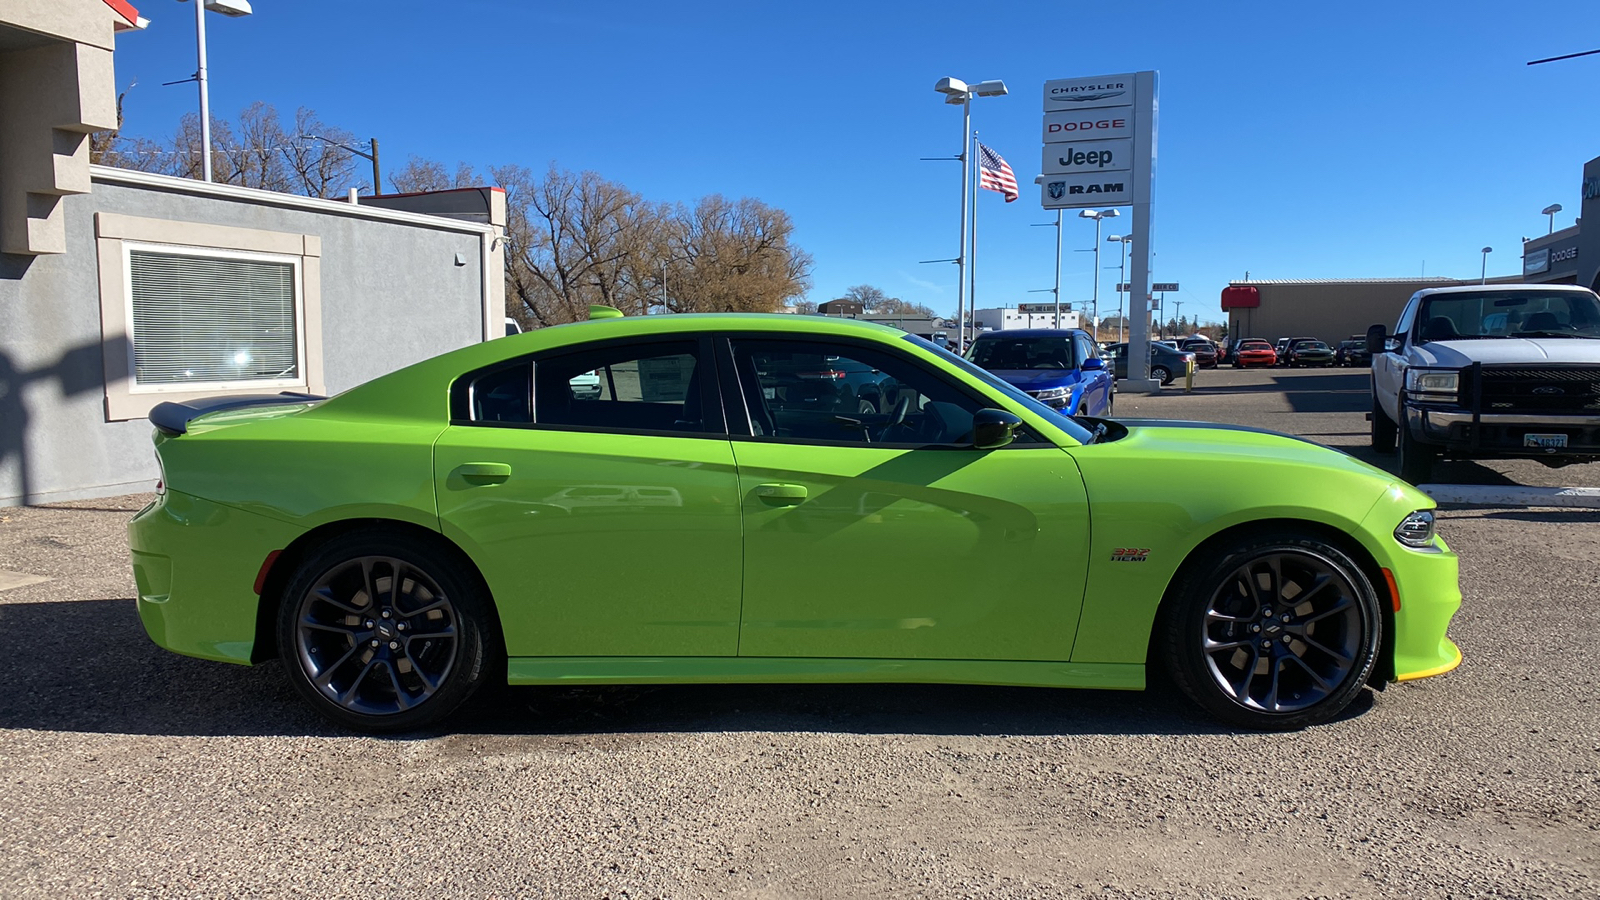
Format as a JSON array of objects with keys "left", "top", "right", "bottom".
[
  {"left": 154, "top": 453, "right": 166, "bottom": 495},
  {"left": 798, "top": 370, "right": 845, "bottom": 380}
]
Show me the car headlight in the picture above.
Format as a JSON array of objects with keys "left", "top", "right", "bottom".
[
  {"left": 1030, "top": 387, "right": 1070, "bottom": 401},
  {"left": 1394, "top": 510, "right": 1436, "bottom": 547},
  {"left": 1405, "top": 369, "right": 1459, "bottom": 400}
]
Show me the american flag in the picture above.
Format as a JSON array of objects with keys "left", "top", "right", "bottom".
[{"left": 977, "top": 142, "right": 1018, "bottom": 202}]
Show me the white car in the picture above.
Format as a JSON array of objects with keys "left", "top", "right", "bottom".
[{"left": 1368, "top": 283, "right": 1600, "bottom": 483}]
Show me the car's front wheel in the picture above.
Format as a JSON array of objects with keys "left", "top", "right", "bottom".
[
  {"left": 1161, "top": 531, "right": 1382, "bottom": 730},
  {"left": 1370, "top": 393, "right": 1396, "bottom": 452},
  {"left": 1396, "top": 405, "right": 1438, "bottom": 484},
  {"left": 277, "top": 530, "right": 497, "bottom": 732}
]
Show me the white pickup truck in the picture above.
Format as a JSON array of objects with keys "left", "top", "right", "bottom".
[{"left": 1368, "top": 283, "right": 1600, "bottom": 483}]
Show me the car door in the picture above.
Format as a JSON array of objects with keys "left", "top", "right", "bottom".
[
  {"left": 1373, "top": 296, "right": 1420, "bottom": 420},
  {"left": 721, "top": 335, "right": 1092, "bottom": 661},
  {"left": 1073, "top": 333, "right": 1110, "bottom": 414},
  {"left": 433, "top": 336, "right": 744, "bottom": 658}
]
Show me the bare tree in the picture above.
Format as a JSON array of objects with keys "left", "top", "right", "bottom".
[
  {"left": 663, "top": 195, "right": 812, "bottom": 314},
  {"left": 495, "top": 163, "right": 663, "bottom": 327},
  {"left": 791, "top": 299, "right": 819, "bottom": 315},
  {"left": 280, "top": 108, "right": 360, "bottom": 198},
  {"left": 389, "top": 157, "right": 480, "bottom": 194},
  {"left": 839, "top": 285, "right": 935, "bottom": 317}
]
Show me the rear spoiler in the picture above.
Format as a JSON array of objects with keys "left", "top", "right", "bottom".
[{"left": 149, "top": 391, "right": 326, "bottom": 436}]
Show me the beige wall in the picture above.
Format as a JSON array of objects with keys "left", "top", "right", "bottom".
[
  {"left": 1227, "top": 280, "right": 1460, "bottom": 345},
  {"left": 0, "top": 0, "right": 123, "bottom": 255}
]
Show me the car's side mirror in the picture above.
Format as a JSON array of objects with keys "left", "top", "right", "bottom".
[
  {"left": 1365, "top": 324, "right": 1386, "bottom": 355},
  {"left": 1081, "top": 358, "right": 1105, "bottom": 371},
  {"left": 972, "top": 408, "right": 1022, "bottom": 450}
]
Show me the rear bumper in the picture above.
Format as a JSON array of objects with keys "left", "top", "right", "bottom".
[{"left": 128, "top": 490, "right": 307, "bottom": 665}]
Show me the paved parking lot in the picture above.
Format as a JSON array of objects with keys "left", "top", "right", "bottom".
[{"left": 1, "top": 369, "right": 1597, "bottom": 898}]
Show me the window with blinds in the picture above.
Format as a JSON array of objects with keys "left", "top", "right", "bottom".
[{"left": 128, "top": 248, "right": 301, "bottom": 386}]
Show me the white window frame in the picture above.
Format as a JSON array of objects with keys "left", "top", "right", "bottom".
[
  {"left": 120, "top": 241, "right": 307, "bottom": 395},
  {"left": 96, "top": 212, "right": 325, "bottom": 421}
]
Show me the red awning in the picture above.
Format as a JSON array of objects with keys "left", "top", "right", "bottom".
[
  {"left": 1220, "top": 286, "right": 1260, "bottom": 310},
  {"left": 103, "top": 0, "right": 142, "bottom": 31}
]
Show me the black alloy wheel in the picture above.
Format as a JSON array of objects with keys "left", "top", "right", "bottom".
[
  {"left": 278, "top": 530, "right": 496, "bottom": 732},
  {"left": 1162, "top": 532, "right": 1381, "bottom": 730}
]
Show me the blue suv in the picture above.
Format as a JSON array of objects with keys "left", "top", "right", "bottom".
[{"left": 967, "top": 328, "right": 1114, "bottom": 417}]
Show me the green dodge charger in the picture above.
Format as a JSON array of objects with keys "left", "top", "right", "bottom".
[{"left": 128, "top": 310, "right": 1462, "bottom": 732}]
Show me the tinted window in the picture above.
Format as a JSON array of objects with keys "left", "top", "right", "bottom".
[
  {"left": 534, "top": 340, "right": 714, "bottom": 434},
  {"left": 902, "top": 334, "right": 1095, "bottom": 445},
  {"left": 732, "top": 338, "right": 983, "bottom": 445},
  {"left": 969, "top": 335, "right": 1078, "bottom": 370},
  {"left": 469, "top": 363, "right": 531, "bottom": 423}
]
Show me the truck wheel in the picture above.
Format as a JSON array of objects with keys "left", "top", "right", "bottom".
[
  {"left": 1370, "top": 394, "right": 1396, "bottom": 453},
  {"left": 1396, "top": 405, "right": 1438, "bottom": 484}
]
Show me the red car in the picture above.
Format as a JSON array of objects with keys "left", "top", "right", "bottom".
[{"left": 1231, "top": 338, "right": 1277, "bottom": 368}]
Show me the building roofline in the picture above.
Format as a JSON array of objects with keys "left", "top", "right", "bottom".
[
  {"left": 90, "top": 165, "right": 495, "bottom": 236},
  {"left": 1227, "top": 277, "right": 1460, "bottom": 286}
]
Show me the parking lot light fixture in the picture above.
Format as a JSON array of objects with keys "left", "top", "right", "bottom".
[
  {"left": 177, "top": 0, "right": 253, "bottom": 183},
  {"left": 933, "top": 76, "right": 1008, "bottom": 350},
  {"left": 1480, "top": 246, "right": 1493, "bottom": 284},
  {"left": 1542, "top": 203, "right": 1563, "bottom": 234},
  {"left": 1108, "top": 233, "right": 1133, "bottom": 341},
  {"left": 1078, "top": 209, "right": 1119, "bottom": 338}
]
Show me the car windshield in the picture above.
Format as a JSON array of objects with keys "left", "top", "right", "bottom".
[
  {"left": 1417, "top": 290, "right": 1600, "bottom": 340},
  {"left": 902, "top": 334, "right": 1095, "bottom": 444},
  {"left": 1241, "top": 341, "right": 1272, "bottom": 351},
  {"left": 1302, "top": 342, "right": 1329, "bottom": 350},
  {"left": 967, "top": 336, "right": 1076, "bottom": 369}
]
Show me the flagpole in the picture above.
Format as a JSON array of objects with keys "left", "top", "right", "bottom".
[
  {"left": 956, "top": 97, "right": 971, "bottom": 352},
  {"left": 969, "top": 132, "right": 979, "bottom": 343}
]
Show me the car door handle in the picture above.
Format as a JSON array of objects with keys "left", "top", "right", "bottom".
[
  {"left": 452, "top": 462, "right": 512, "bottom": 484},
  {"left": 754, "top": 483, "right": 807, "bottom": 505}
]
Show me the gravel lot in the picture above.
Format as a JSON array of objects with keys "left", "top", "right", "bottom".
[{"left": 1, "top": 367, "right": 1596, "bottom": 898}]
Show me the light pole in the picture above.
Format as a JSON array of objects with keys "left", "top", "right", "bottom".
[
  {"left": 300, "top": 134, "right": 382, "bottom": 196},
  {"left": 1542, "top": 203, "right": 1563, "bottom": 235},
  {"left": 1107, "top": 233, "right": 1132, "bottom": 341},
  {"left": 1078, "top": 209, "right": 1118, "bottom": 339},
  {"left": 1028, "top": 211, "right": 1064, "bottom": 326},
  {"left": 934, "top": 77, "right": 1007, "bottom": 351},
  {"left": 178, "top": 0, "right": 253, "bottom": 183},
  {"left": 1480, "top": 246, "right": 1493, "bottom": 284}
]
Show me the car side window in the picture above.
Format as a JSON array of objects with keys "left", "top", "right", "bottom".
[
  {"left": 1074, "top": 334, "right": 1097, "bottom": 364},
  {"left": 729, "top": 338, "right": 986, "bottom": 446},
  {"left": 1395, "top": 297, "right": 1420, "bottom": 337},
  {"left": 531, "top": 340, "right": 716, "bottom": 435}
]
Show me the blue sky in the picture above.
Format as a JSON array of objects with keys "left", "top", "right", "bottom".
[{"left": 109, "top": 0, "right": 1600, "bottom": 325}]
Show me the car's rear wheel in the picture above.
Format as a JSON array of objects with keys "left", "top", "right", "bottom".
[
  {"left": 1161, "top": 531, "right": 1381, "bottom": 730},
  {"left": 277, "top": 530, "right": 496, "bottom": 732},
  {"left": 1151, "top": 365, "right": 1172, "bottom": 385},
  {"left": 1370, "top": 393, "right": 1396, "bottom": 453}
]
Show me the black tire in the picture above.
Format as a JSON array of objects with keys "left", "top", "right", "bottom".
[
  {"left": 1160, "top": 530, "right": 1382, "bottom": 730},
  {"left": 1396, "top": 405, "right": 1438, "bottom": 485},
  {"left": 857, "top": 399, "right": 877, "bottom": 415},
  {"left": 1151, "top": 365, "right": 1172, "bottom": 385},
  {"left": 1370, "top": 393, "right": 1396, "bottom": 453},
  {"left": 276, "top": 529, "right": 498, "bottom": 733}
]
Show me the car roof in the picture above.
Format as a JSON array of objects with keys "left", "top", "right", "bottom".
[
  {"left": 1414, "top": 283, "right": 1599, "bottom": 298},
  {"left": 971, "top": 328, "right": 1087, "bottom": 339}
]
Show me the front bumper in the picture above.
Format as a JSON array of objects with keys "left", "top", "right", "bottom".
[
  {"left": 1358, "top": 488, "right": 1463, "bottom": 682},
  {"left": 128, "top": 490, "right": 308, "bottom": 665},
  {"left": 1410, "top": 406, "right": 1600, "bottom": 458}
]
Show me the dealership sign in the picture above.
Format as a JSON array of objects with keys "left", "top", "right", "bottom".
[
  {"left": 1041, "top": 139, "right": 1133, "bottom": 175},
  {"left": 1039, "top": 72, "right": 1154, "bottom": 212}
]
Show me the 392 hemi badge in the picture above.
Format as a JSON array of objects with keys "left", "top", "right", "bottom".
[{"left": 1110, "top": 547, "right": 1150, "bottom": 562}]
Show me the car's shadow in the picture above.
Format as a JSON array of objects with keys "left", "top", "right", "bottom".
[{"left": 0, "top": 598, "right": 1374, "bottom": 739}]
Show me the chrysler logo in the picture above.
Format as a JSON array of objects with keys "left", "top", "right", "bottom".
[
  {"left": 1532, "top": 386, "right": 1565, "bottom": 395},
  {"left": 1051, "top": 90, "right": 1126, "bottom": 103}
]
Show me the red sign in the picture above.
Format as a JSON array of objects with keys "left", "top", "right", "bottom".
[{"left": 1220, "top": 286, "right": 1260, "bottom": 309}]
